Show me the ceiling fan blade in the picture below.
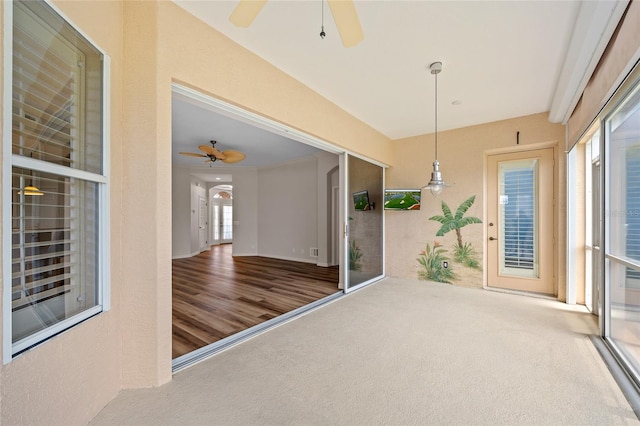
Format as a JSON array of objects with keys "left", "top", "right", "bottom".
[
  {"left": 327, "top": 0, "right": 364, "bottom": 48},
  {"left": 221, "top": 150, "right": 246, "bottom": 164},
  {"left": 179, "top": 152, "right": 207, "bottom": 158},
  {"left": 229, "top": 0, "right": 268, "bottom": 27},
  {"left": 199, "top": 145, "right": 225, "bottom": 159}
]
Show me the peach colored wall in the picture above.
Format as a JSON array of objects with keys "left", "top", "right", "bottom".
[
  {"left": 386, "top": 113, "right": 567, "bottom": 299},
  {"left": 117, "top": 0, "right": 394, "bottom": 391},
  {"left": 120, "top": 1, "right": 172, "bottom": 390},
  {"left": 157, "top": 2, "right": 392, "bottom": 162},
  {"left": 0, "top": 1, "right": 124, "bottom": 424}
]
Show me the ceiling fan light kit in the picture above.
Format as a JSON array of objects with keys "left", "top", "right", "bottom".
[{"left": 423, "top": 61, "right": 450, "bottom": 196}]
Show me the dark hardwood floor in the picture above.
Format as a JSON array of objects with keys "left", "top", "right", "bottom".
[{"left": 172, "top": 244, "right": 340, "bottom": 358}]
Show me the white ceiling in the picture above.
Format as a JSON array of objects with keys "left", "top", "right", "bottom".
[
  {"left": 170, "top": 0, "right": 619, "bottom": 178},
  {"left": 172, "top": 92, "right": 325, "bottom": 172}
]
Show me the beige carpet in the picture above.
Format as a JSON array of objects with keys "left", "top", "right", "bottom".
[{"left": 91, "top": 277, "right": 639, "bottom": 425}]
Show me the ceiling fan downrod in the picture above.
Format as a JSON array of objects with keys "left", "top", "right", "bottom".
[{"left": 320, "top": 0, "right": 326, "bottom": 39}]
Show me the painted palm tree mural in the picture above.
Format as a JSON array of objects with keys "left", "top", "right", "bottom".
[
  {"left": 429, "top": 195, "right": 482, "bottom": 269},
  {"left": 418, "top": 195, "right": 483, "bottom": 283}
]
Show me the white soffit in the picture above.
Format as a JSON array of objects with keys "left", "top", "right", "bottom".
[{"left": 548, "top": 0, "right": 629, "bottom": 124}]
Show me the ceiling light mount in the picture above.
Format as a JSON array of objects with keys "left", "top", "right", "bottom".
[{"left": 430, "top": 61, "right": 442, "bottom": 75}]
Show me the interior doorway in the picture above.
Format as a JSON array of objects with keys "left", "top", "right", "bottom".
[{"left": 486, "top": 148, "right": 555, "bottom": 294}]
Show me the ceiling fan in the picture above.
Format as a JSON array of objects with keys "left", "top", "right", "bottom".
[
  {"left": 179, "top": 140, "right": 246, "bottom": 165},
  {"left": 229, "top": 0, "right": 364, "bottom": 48}
]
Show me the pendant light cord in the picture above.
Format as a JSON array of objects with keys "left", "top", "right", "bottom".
[{"left": 434, "top": 70, "right": 438, "bottom": 160}]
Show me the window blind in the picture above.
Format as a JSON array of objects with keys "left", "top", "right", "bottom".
[
  {"left": 625, "top": 146, "right": 640, "bottom": 283},
  {"left": 9, "top": 0, "right": 104, "bottom": 349},
  {"left": 502, "top": 168, "right": 535, "bottom": 270}
]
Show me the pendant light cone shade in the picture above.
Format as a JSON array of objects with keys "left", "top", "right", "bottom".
[
  {"left": 426, "top": 160, "right": 444, "bottom": 195},
  {"left": 422, "top": 61, "right": 449, "bottom": 196}
]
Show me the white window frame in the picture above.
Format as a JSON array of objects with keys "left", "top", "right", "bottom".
[{"left": 2, "top": 0, "right": 110, "bottom": 363}]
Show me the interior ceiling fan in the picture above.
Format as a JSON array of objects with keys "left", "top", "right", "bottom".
[
  {"left": 179, "top": 140, "right": 246, "bottom": 165},
  {"left": 229, "top": 0, "right": 364, "bottom": 48}
]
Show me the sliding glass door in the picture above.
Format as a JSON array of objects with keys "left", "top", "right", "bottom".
[
  {"left": 345, "top": 154, "right": 384, "bottom": 291},
  {"left": 604, "top": 76, "right": 640, "bottom": 378}
]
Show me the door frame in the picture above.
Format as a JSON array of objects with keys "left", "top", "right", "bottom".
[{"left": 483, "top": 141, "right": 558, "bottom": 295}]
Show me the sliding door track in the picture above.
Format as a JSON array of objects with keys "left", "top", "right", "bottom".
[{"left": 172, "top": 291, "right": 344, "bottom": 373}]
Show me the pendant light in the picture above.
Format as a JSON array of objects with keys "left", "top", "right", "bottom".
[{"left": 423, "top": 61, "right": 448, "bottom": 196}]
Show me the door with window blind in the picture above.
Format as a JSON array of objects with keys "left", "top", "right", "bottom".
[{"left": 487, "top": 148, "right": 554, "bottom": 294}]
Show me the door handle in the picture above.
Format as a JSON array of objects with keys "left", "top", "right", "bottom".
[{"left": 489, "top": 236, "right": 497, "bottom": 241}]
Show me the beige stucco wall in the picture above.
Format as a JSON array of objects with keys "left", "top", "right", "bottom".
[
  {"left": 118, "top": 0, "right": 394, "bottom": 389},
  {"left": 0, "top": 1, "right": 124, "bottom": 425},
  {"left": 386, "top": 112, "right": 567, "bottom": 299}
]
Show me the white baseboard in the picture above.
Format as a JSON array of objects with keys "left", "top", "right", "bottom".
[
  {"left": 172, "top": 251, "right": 200, "bottom": 260},
  {"left": 231, "top": 252, "right": 259, "bottom": 257},
  {"left": 234, "top": 252, "right": 317, "bottom": 264}
]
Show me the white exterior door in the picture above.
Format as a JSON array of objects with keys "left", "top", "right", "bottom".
[{"left": 487, "top": 148, "right": 555, "bottom": 294}]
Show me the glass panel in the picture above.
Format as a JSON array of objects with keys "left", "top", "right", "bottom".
[
  {"left": 608, "top": 260, "right": 640, "bottom": 375},
  {"left": 12, "top": 0, "right": 103, "bottom": 173},
  {"left": 222, "top": 205, "right": 233, "bottom": 240},
  {"left": 212, "top": 205, "right": 220, "bottom": 241},
  {"left": 11, "top": 167, "right": 99, "bottom": 343},
  {"left": 498, "top": 159, "right": 538, "bottom": 278},
  {"left": 591, "top": 161, "right": 602, "bottom": 314},
  {"left": 347, "top": 156, "right": 383, "bottom": 289},
  {"left": 606, "top": 77, "right": 640, "bottom": 381},
  {"left": 607, "top": 85, "right": 640, "bottom": 266}
]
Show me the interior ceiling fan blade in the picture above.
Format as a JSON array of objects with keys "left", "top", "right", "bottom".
[
  {"left": 220, "top": 150, "right": 246, "bottom": 164},
  {"left": 179, "top": 152, "right": 207, "bottom": 158},
  {"left": 327, "top": 0, "right": 364, "bottom": 48},
  {"left": 229, "top": 0, "right": 268, "bottom": 27},
  {"left": 199, "top": 145, "right": 226, "bottom": 159}
]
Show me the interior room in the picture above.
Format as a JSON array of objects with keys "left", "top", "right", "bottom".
[
  {"left": 3, "top": 0, "right": 640, "bottom": 424},
  {"left": 170, "top": 89, "right": 346, "bottom": 360}
]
